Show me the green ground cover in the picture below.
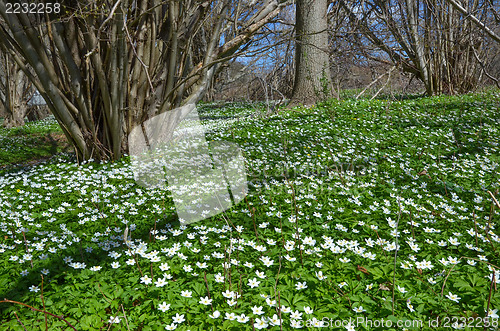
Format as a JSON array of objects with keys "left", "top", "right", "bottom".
[
  {"left": 0, "top": 91, "right": 499, "bottom": 330},
  {"left": 0, "top": 116, "right": 68, "bottom": 168}
]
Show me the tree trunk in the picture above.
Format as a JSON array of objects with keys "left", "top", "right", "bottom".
[
  {"left": 2, "top": 104, "right": 27, "bottom": 128},
  {"left": 26, "top": 105, "right": 50, "bottom": 122},
  {"left": 0, "top": 0, "right": 288, "bottom": 161},
  {"left": 289, "top": 0, "right": 332, "bottom": 107},
  {"left": 406, "top": 0, "right": 433, "bottom": 95},
  {"left": 0, "top": 53, "right": 28, "bottom": 128}
]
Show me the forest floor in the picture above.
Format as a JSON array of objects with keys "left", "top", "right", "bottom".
[{"left": 0, "top": 90, "right": 499, "bottom": 330}]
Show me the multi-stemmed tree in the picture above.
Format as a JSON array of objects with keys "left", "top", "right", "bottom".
[
  {"left": 338, "top": 0, "right": 500, "bottom": 95},
  {"left": 289, "top": 0, "right": 332, "bottom": 106},
  {"left": 0, "top": 0, "right": 289, "bottom": 161}
]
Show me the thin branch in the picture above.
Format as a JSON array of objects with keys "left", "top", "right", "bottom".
[
  {"left": 356, "top": 65, "right": 397, "bottom": 99},
  {"left": 392, "top": 197, "right": 401, "bottom": 315},
  {"left": 122, "top": 13, "right": 154, "bottom": 91},
  {"left": 85, "top": 0, "right": 122, "bottom": 58},
  {"left": 0, "top": 299, "right": 77, "bottom": 331},
  {"left": 488, "top": 190, "right": 500, "bottom": 209}
]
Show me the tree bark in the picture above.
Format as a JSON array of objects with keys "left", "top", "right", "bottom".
[
  {"left": 446, "top": 0, "right": 500, "bottom": 43},
  {"left": 0, "top": 53, "right": 28, "bottom": 128},
  {"left": 406, "top": 0, "right": 433, "bottom": 95},
  {"left": 289, "top": 0, "right": 332, "bottom": 106}
]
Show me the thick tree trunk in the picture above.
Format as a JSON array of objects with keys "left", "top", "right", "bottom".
[
  {"left": 289, "top": 0, "right": 332, "bottom": 107},
  {"left": 2, "top": 104, "right": 27, "bottom": 128},
  {"left": 406, "top": 0, "right": 433, "bottom": 95},
  {"left": 26, "top": 105, "right": 50, "bottom": 122},
  {"left": 0, "top": 54, "right": 27, "bottom": 128}
]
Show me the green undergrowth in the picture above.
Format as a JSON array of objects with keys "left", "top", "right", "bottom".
[
  {"left": 0, "top": 116, "right": 68, "bottom": 169},
  {"left": 0, "top": 91, "right": 499, "bottom": 330}
]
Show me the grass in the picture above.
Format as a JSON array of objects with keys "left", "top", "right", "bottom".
[
  {"left": 0, "top": 116, "right": 69, "bottom": 169},
  {"left": 0, "top": 90, "right": 499, "bottom": 330}
]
